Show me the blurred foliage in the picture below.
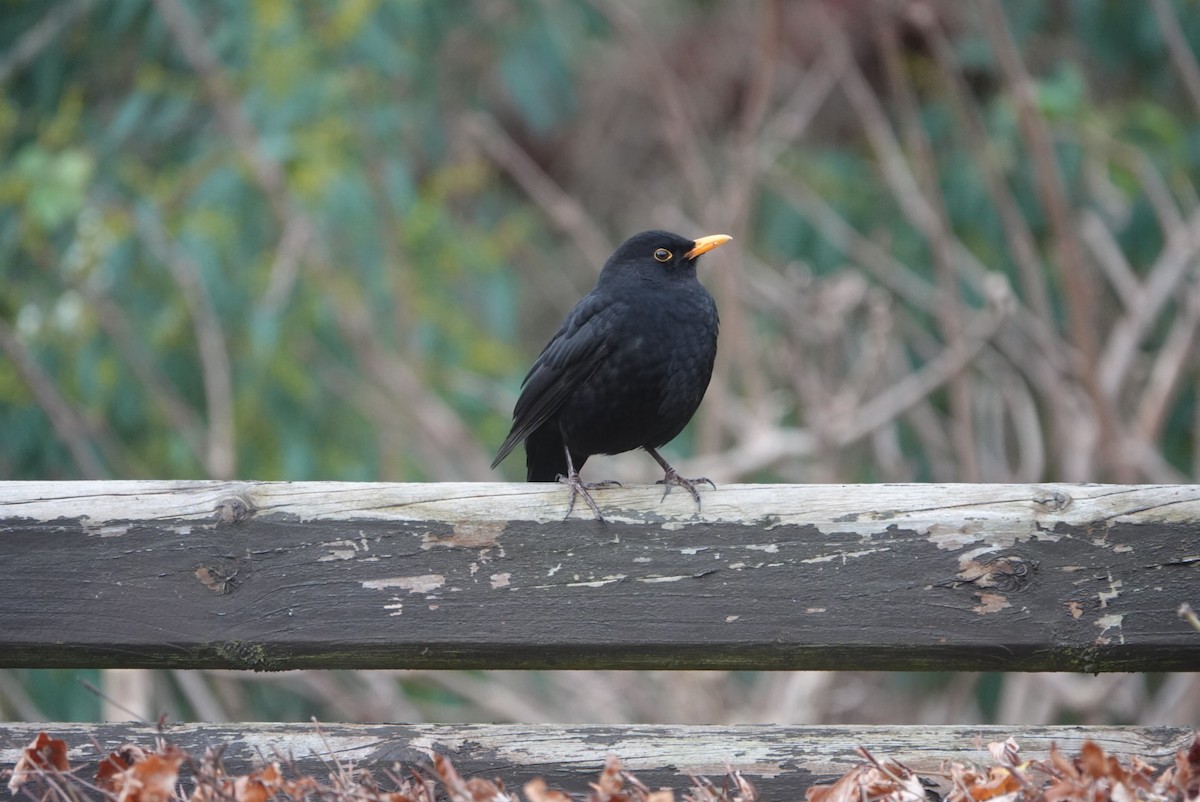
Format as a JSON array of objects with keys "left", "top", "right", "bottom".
[{"left": 3, "top": 0, "right": 1200, "bottom": 725}]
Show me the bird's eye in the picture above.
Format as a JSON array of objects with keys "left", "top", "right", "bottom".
[{"left": 653, "top": 248, "right": 672, "bottom": 262}]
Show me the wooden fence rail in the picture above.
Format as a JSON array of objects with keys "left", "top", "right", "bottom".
[
  {"left": 1, "top": 722, "right": 1197, "bottom": 800},
  {"left": 2, "top": 481, "right": 1198, "bottom": 671}
]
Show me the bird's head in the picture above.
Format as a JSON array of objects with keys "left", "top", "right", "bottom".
[{"left": 598, "top": 230, "right": 732, "bottom": 287}]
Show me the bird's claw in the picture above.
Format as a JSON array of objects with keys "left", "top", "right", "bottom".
[
  {"left": 656, "top": 468, "right": 715, "bottom": 509},
  {"left": 556, "top": 474, "right": 620, "bottom": 521}
]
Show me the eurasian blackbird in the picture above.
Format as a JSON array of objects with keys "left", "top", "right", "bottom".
[{"left": 491, "top": 229, "right": 731, "bottom": 519}]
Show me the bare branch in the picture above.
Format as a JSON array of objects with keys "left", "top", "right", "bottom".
[
  {"left": 833, "top": 300, "right": 1010, "bottom": 450},
  {"left": 1135, "top": 288, "right": 1200, "bottom": 443},
  {"left": 1080, "top": 211, "right": 1142, "bottom": 309},
  {"left": 1099, "top": 209, "right": 1200, "bottom": 395},
  {"left": 0, "top": 0, "right": 92, "bottom": 85},
  {"left": 460, "top": 112, "right": 612, "bottom": 269},
  {"left": 87, "top": 289, "right": 209, "bottom": 463},
  {"left": 877, "top": 11, "right": 978, "bottom": 480},
  {"left": 0, "top": 318, "right": 107, "bottom": 478},
  {"left": 135, "top": 209, "right": 237, "bottom": 480},
  {"left": 151, "top": 0, "right": 290, "bottom": 219},
  {"left": 980, "top": 0, "right": 1127, "bottom": 479},
  {"left": 920, "top": 11, "right": 1057, "bottom": 336},
  {"left": 1151, "top": 0, "right": 1200, "bottom": 117}
]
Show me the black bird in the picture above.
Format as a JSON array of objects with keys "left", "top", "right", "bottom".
[{"left": 492, "top": 230, "right": 731, "bottom": 519}]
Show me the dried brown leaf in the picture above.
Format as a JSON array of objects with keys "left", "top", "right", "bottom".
[
  {"left": 988, "top": 738, "right": 1021, "bottom": 768},
  {"left": 433, "top": 754, "right": 512, "bottom": 802},
  {"left": 234, "top": 763, "right": 282, "bottom": 802},
  {"left": 525, "top": 778, "right": 575, "bottom": 802},
  {"left": 590, "top": 757, "right": 626, "bottom": 802},
  {"left": 806, "top": 761, "right": 924, "bottom": 802},
  {"left": 1154, "top": 735, "right": 1200, "bottom": 802},
  {"left": 97, "top": 745, "right": 149, "bottom": 796},
  {"left": 8, "top": 732, "right": 71, "bottom": 794},
  {"left": 117, "top": 746, "right": 185, "bottom": 802}
]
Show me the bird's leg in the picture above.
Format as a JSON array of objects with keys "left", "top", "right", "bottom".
[
  {"left": 646, "top": 447, "right": 715, "bottom": 510},
  {"left": 556, "top": 447, "right": 620, "bottom": 521}
]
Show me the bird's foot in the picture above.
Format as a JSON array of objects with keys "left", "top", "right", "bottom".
[
  {"left": 656, "top": 468, "right": 715, "bottom": 509},
  {"left": 556, "top": 473, "right": 621, "bottom": 521}
]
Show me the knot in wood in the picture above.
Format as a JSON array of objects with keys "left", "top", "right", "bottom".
[
  {"left": 1033, "top": 489, "right": 1072, "bottom": 512},
  {"left": 214, "top": 495, "right": 255, "bottom": 524},
  {"left": 954, "top": 553, "right": 1036, "bottom": 593},
  {"left": 195, "top": 564, "right": 241, "bottom": 595}
]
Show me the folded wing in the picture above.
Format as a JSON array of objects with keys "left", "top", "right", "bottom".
[{"left": 491, "top": 295, "right": 615, "bottom": 468}]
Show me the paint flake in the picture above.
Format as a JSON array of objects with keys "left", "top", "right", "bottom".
[{"left": 362, "top": 574, "right": 445, "bottom": 593}]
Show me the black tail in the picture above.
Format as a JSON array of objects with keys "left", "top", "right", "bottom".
[{"left": 524, "top": 423, "right": 584, "bottom": 481}]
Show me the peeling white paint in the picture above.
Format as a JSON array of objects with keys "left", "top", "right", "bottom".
[
  {"left": 547, "top": 563, "right": 562, "bottom": 576},
  {"left": 565, "top": 575, "right": 626, "bottom": 588},
  {"left": 842, "top": 547, "right": 887, "bottom": 561},
  {"left": 362, "top": 574, "right": 445, "bottom": 593},
  {"left": 637, "top": 575, "right": 687, "bottom": 583},
  {"left": 745, "top": 543, "right": 779, "bottom": 553},
  {"left": 320, "top": 538, "right": 368, "bottom": 561},
  {"left": 1098, "top": 575, "right": 1123, "bottom": 608},
  {"left": 490, "top": 572, "right": 511, "bottom": 589},
  {"left": 725, "top": 615, "right": 740, "bottom": 622},
  {"left": 927, "top": 522, "right": 987, "bottom": 550},
  {"left": 1095, "top": 613, "right": 1126, "bottom": 644},
  {"left": 85, "top": 521, "right": 131, "bottom": 538}
]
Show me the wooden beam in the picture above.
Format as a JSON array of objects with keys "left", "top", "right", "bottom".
[
  {"left": 2, "top": 481, "right": 1198, "bottom": 670},
  {"left": 0, "top": 722, "right": 1195, "bottom": 799}
]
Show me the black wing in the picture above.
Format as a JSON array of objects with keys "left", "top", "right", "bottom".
[{"left": 491, "top": 294, "right": 616, "bottom": 468}]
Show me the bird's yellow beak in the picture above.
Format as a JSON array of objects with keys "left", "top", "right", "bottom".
[{"left": 684, "top": 234, "right": 732, "bottom": 260}]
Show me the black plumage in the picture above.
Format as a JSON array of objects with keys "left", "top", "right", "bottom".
[{"left": 492, "top": 230, "right": 731, "bottom": 519}]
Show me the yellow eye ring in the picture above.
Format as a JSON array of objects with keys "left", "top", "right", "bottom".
[{"left": 653, "top": 248, "right": 672, "bottom": 262}]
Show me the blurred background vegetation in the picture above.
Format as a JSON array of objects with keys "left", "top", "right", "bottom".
[{"left": 2, "top": 0, "right": 1199, "bottom": 725}]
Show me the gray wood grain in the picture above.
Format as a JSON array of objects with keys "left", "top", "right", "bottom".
[
  {"left": 2, "top": 481, "right": 1198, "bottom": 670},
  {"left": 1, "top": 723, "right": 1195, "bottom": 800}
]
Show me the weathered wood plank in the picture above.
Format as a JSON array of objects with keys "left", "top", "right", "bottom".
[
  {"left": 2, "top": 481, "right": 1198, "bottom": 671},
  {"left": 0, "top": 723, "right": 1194, "bottom": 799}
]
